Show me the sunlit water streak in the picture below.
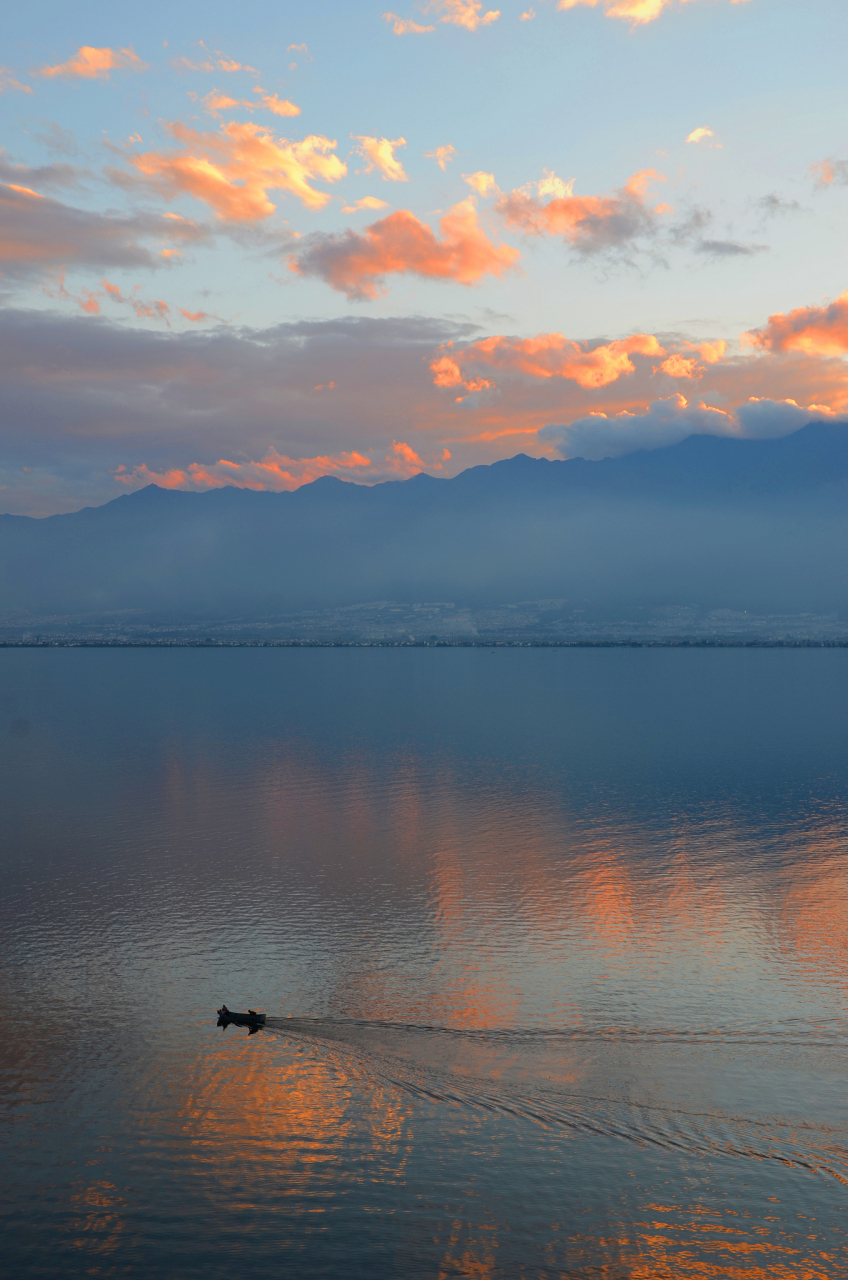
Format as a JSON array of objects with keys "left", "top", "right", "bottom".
[{"left": 2, "top": 647, "right": 848, "bottom": 1277}]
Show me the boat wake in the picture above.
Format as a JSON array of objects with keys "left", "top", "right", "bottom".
[{"left": 261, "top": 1014, "right": 848, "bottom": 1184}]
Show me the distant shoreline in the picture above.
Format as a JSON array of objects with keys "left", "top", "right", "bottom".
[{"left": 3, "top": 639, "right": 848, "bottom": 650}]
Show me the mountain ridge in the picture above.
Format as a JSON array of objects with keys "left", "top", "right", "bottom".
[
  {"left": 7, "top": 420, "right": 848, "bottom": 524},
  {"left": 2, "top": 423, "right": 848, "bottom": 632}
]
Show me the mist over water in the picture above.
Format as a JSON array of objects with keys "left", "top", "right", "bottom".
[{"left": 2, "top": 648, "right": 847, "bottom": 1277}]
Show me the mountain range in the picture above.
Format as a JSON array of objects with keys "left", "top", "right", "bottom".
[{"left": 3, "top": 422, "right": 848, "bottom": 640}]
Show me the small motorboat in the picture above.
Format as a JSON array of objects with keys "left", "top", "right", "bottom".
[{"left": 217, "top": 1004, "right": 267, "bottom": 1033}]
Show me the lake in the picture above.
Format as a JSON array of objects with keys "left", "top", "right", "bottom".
[{"left": 2, "top": 647, "right": 846, "bottom": 1277}]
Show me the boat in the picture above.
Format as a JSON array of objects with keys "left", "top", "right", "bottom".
[{"left": 216, "top": 1004, "right": 267, "bottom": 1033}]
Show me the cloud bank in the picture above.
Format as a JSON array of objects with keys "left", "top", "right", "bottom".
[{"left": 2, "top": 284, "right": 847, "bottom": 515}]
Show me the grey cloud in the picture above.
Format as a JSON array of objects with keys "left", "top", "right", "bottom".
[
  {"left": 0, "top": 151, "right": 91, "bottom": 191},
  {"left": 568, "top": 205, "right": 656, "bottom": 256},
  {"left": 34, "top": 122, "right": 81, "bottom": 158},
  {"left": 221, "top": 220, "right": 302, "bottom": 255},
  {"left": 667, "top": 206, "right": 712, "bottom": 245},
  {"left": 0, "top": 185, "right": 212, "bottom": 278},
  {"left": 0, "top": 308, "right": 476, "bottom": 510},
  {"left": 492, "top": 179, "right": 664, "bottom": 262},
  {"left": 666, "top": 209, "right": 771, "bottom": 260},
  {"left": 757, "top": 193, "right": 804, "bottom": 218},
  {"left": 694, "top": 238, "right": 769, "bottom": 258}
]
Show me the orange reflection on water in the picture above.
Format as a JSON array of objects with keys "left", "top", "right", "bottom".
[
  {"left": 147, "top": 1028, "right": 412, "bottom": 1204},
  {"left": 70, "top": 1180, "right": 127, "bottom": 1257},
  {"left": 436, "top": 1218, "right": 498, "bottom": 1279},
  {"left": 151, "top": 741, "right": 848, "bottom": 1034},
  {"left": 604, "top": 1216, "right": 834, "bottom": 1280},
  {"left": 427, "top": 1198, "right": 842, "bottom": 1280},
  {"left": 429, "top": 838, "right": 523, "bottom": 1031},
  {"left": 770, "top": 828, "right": 848, "bottom": 1005}
]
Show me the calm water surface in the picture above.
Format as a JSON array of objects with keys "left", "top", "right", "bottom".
[{"left": 1, "top": 648, "right": 847, "bottom": 1277}]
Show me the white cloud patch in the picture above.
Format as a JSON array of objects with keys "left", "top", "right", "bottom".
[
  {"left": 686, "top": 126, "right": 721, "bottom": 147},
  {"left": 353, "top": 135, "right": 409, "bottom": 182},
  {"left": 540, "top": 394, "right": 837, "bottom": 460}
]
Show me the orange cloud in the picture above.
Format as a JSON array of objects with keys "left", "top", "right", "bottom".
[
  {"left": 99, "top": 281, "right": 171, "bottom": 323},
  {"left": 353, "top": 135, "right": 409, "bottom": 182},
  {"left": 811, "top": 158, "right": 848, "bottom": 188},
  {"left": 433, "top": 331, "right": 666, "bottom": 392},
  {"left": 0, "top": 68, "right": 33, "bottom": 95},
  {"left": 697, "top": 339, "right": 726, "bottom": 363},
  {"left": 199, "top": 90, "right": 247, "bottom": 117},
  {"left": 288, "top": 197, "right": 520, "bottom": 299},
  {"left": 660, "top": 353, "right": 699, "bottom": 378},
  {"left": 42, "top": 272, "right": 101, "bottom": 314},
  {"left": 426, "top": 144, "right": 457, "bottom": 171},
  {"left": 744, "top": 291, "right": 848, "bottom": 356},
  {"left": 130, "top": 121, "right": 346, "bottom": 219},
  {"left": 49, "top": 280, "right": 218, "bottom": 325},
  {"left": 254, "top": 88, "right": 300, "bottom": 117},
  {"left": 658, "top": 341, "right": 726, "bottom": 379},
  {"left": 35, "top": 46, "right": 147, "bottom": 81},
  {"left": 171, "top": 46, "right": 256, "bottom": 74},
  {"left": 496, "top": 168, "right": 665, "bottom": 254},
  {"left": 198, "top": 87, "right": 301, "bottom": 119},
  {"left": 434, "top": 321, "right": 848, "bottom": 461},
  {"left": 383, "top": 12, "right": 436, "bottom": 32},
  {"left": 390, "top": 440, "right": 451, "bottom": 472},
  {"left": 385, "top": 1, "right": 499, "bottom": 30},
  {"left": 430, "top": 0, "right": 501, "bottom": 28},
  {"left": 114, "top": 440, "right": 448, "bottom": 493},
  {"left": 6, "top": 182, "right": 44, "bottom": 199},
  {"left": 115, "top": 450, "right": 372, "bottom": 492}
]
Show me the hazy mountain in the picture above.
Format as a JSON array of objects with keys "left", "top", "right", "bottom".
[{"left": 2, "top": 422, "right": 848, "bottom": 636}]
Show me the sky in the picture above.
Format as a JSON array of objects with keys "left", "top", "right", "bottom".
[{"left": 1, "top": 0, "right": 847, "bottom": 515}]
